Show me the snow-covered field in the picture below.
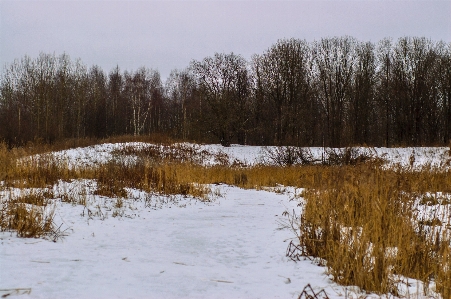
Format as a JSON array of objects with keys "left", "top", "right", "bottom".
[{"left": 1, "top": 143, "right": 450, "bottom": 298}]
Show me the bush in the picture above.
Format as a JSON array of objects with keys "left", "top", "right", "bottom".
[{"left": 262, "top": 146, "right": 318, "bottom": 166}]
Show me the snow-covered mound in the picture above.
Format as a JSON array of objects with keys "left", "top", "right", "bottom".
[{"left": 48, "top": 142, "right": 450, "bottom": 169}]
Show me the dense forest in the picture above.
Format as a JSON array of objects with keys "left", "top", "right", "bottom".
[{"left": 1, "top": 36, "right": 450, "bottom": 147}]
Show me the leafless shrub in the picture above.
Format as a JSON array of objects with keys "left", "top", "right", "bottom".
[
  {"left": 263, "top": 146, "right": 383, "bottom": 167},
  {"left": 297, "top": 284, "right": 330, "bottom": 299},
  {"left": 262, "top": 146, "right": 319, "bottom": 166},
  {"left": 324, "top": 147, "right": 381, "bottom": 166}
]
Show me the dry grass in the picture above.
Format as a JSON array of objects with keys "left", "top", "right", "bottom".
[
  {"left": 0, "top": 189, "right": 55, "bottom": 238},
  {"left": 11, "top": 190, "right": 53, "bottom": 206},
  {"left": 112, "top": 143, "right": 231, "bottom": 165},
  {"left": 94, "top": 160, "right": 208, "bottom": 198},
  {"left": 298, "top": 164, "right": 451, "bottom": 298},
  {"left": 1, "top": 203, "right": 54, "bottom": 238}
]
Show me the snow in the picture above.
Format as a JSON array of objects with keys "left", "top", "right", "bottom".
[
  {"left": 1, "top": 184, "right": 340, "bottom": 299},
  {"left": 2, "top": 143, "right": 450, "bottom": 298}
]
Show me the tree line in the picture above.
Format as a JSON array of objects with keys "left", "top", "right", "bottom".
[{"left": 1, "top": 36, "right": 450, "bottom": 147}]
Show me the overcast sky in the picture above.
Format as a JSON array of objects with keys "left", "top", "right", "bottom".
[{"left": 1, "top": 0, "right": 450, "bottom": 79}]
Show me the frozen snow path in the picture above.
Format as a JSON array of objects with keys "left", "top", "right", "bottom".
[{"left": 0, "top": 186, "right": 335, "bottom": 299}]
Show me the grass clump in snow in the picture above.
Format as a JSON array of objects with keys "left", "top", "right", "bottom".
[
  {"left": 94, "top": 158, "right": 211, "bottom": 199},
  {"left": 11, "top": 190, "right": 53, "bottom": 207},
  {"left": 0, "top": 144, "right": 58, "bottom": 238},
  {"left": 0, "top": 191, "right": 55, "bottom": 238}
]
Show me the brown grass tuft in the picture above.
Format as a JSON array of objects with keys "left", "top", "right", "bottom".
[{"left": 1, "top": 194, "right": 55, "bottom": 238}]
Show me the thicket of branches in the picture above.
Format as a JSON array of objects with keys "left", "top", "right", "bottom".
[{"left": 1, "top": 36, "right": 450, "bottom": 147}]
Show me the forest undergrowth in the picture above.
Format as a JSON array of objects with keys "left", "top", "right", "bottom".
[{"left": 0, "top": 140, "right": 450, "bottom": 298}]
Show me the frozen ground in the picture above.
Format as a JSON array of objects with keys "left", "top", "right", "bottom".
[{"left": 2, "top": 143, "right": 449, "bottom": 298}]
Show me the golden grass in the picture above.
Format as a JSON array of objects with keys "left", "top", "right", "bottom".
[
  {"left": 298, "top": 164, "right": 451, "bottom": 297},
  {"left": 0, "top": 190, "right": 55, "bottom": 238}
]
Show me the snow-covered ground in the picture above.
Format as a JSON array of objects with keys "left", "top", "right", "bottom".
[
  {"left": 2, "top": 143, "right": 450, "bottom": 298},
  {"left": 1, "top": 184, "right": 339, "bottom": 299},
  {"left": 42, "top": 142, "right": 451, "bottom": 169}
]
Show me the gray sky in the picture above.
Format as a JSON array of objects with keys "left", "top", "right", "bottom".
[{"left": 1, "top": 0, "right": 450, "bottom": 79}]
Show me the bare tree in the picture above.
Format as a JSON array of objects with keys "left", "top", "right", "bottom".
[
  {"left": 313, "top": 36, "right": 357, "bottom": 146},
  {"left": 190, "top": 53, "right": 251, "bottom": 146},
  {"left": 1, "top": 38, "right": 450, "bottom": 147},
  {"left": 349, "top": 41, "right": 376, "bottom": 145},
  {"left": 165, "top": 69, "right": 197, "bottom": 139},
  {"left": 252, "top": 39, "right": 315, "bottom": 145}
]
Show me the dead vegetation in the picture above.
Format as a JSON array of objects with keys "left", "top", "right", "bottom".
[
  {"left": 295, "top": 164, "right": 451, "bottom": 298},
  {"left": 112, "top": 143, "right": 231, "bottom": 165},
  {"left": 0, "top": 189, "right": 56, "bottom": 239},
  {"left": 262, "top": 146, "right": 385, "bottom": 166}
]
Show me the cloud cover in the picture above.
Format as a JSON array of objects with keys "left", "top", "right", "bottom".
[{"left": 1, "top": 0, "right": 450, "bottom": 79}]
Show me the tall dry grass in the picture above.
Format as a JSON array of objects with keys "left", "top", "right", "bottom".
[
  {"left": 298, "top": 164, "right": 451, "bottom": 298},
  {"left": 0, "top": 143, "right": 77, "bottom": 238},
  {"left": 0, "top": 144, "right": 55, "bottom": 237}
]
